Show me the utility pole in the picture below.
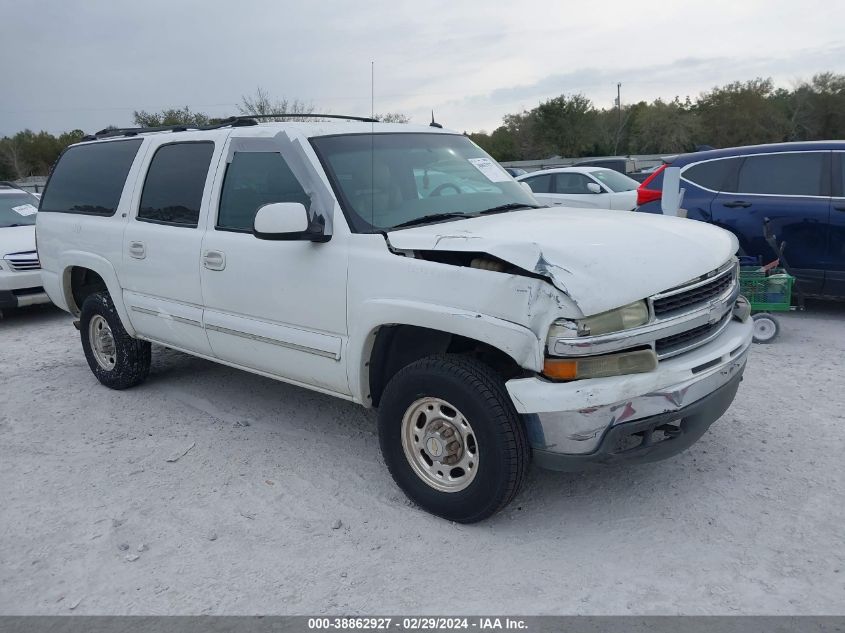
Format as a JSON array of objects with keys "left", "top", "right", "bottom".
[
  {"left": 617, "top": 83, "right": 622, "bottom": 130},
  {"left": 614, "top": 82, "right": 623, "bottom": 155}
]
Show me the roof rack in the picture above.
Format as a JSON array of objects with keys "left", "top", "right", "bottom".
[{"left": 81, "top": 113, "right": 379, "bottom": 141}]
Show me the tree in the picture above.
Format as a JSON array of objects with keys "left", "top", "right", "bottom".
[
  {"left": 374, "top": 112, "right": 410, "bottom": 123},
  {"left": 627, "top": 98, "right": 701, "bottom": 154},
  {"left": 132, "top": 106, "right": 211, "bottom": 128},
  {"left": 238, "top": 87, "right": 317, "bottom": 121},
  {"left": 695, "top": 78, "right": 788, "bottom": 147}
]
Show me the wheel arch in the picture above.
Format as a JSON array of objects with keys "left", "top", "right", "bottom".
[
  {"left": 351, "top": 299, "right": 543, "bottom": 407},
  {"left": 59, "top": 252, "right": 135, "bottom": 336}
]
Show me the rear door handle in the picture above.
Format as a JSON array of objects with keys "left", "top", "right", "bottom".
[
  {"left": 723, "top": 201, "right": 752, "bottom": 208},
  {"left": 203, "top": 250, "right": 226, "bottom": 271},
  {"left": 128, "top": 241, "right": 146, "bottom": 259},
  {"left": 834, "top": 205, "right": 845, "bottom": 212}
]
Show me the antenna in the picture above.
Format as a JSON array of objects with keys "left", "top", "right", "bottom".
[
  {"left": 371, "top": 61, "right": 375, "bottom": 120},
  {"left": 429, "top": 111, "right": 442, "bottom": 129}
]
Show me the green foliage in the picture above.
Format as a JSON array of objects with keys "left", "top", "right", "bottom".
[
  {"left": 473, "top": 72, "right": 845, "bottom": 161},
  {"left": 132, "top": 106, "right": 211, "bottom": 127},
  {"left": 0, "top": 129, "right": 85, "bottom": 179}
]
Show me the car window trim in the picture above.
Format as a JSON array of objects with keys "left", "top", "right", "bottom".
[
  {"left": 682, "top": 150, "right": 831, "bottom": 198},
  {"left": 215, "top": 148, "right": 310, "bottom": 234},
  {"left": 832, "top": 151, "right": 844, "bottom": 199},
  {"left": 136, "top": 140, "right": 215, "bottom": 229}
]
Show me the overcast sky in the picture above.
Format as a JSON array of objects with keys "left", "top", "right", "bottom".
[{"left": 1, "top": 0, "right": 844, "bottom": 136}]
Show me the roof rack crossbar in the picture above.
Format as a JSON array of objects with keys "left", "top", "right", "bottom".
[
  {"left": 223, "top": 113, "right": 378, "bottom": 123},
  {"left": 82, "top": 113, "right": 378, "bottom": 141}
]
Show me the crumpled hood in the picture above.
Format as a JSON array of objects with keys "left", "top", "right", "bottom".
[
  {"left": 0, "top": 225, "right": 36, "bottom": 259},
  {"left": 386, "top": 207, "right": 738, "bottom": 316}
]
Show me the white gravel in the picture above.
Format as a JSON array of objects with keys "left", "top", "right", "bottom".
[{"left": 1, "top": 303, "right": 843, "bottom": 615}]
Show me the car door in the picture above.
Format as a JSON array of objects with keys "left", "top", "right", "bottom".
[
  {"left": 826, "top": 151, "right": 845, "bottom": 296},
  {"left": 711, "top": 151, "right": 831, "bottom": 295},
  {"left": 199, "top": 139, "right": 350, "bottom": 396},
  {"left": 120, "top": 138, "right": 220, "bottom": 355},
  {"left": 520, "top": 172, "right": 554, "bottom": 205},
  {"left": 547, "top": 172, "right": 610, "bottom": 209}
]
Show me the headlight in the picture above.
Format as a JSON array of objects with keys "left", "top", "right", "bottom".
[
  {"left": 543, "top": 349, "right": 657, "bottom": 381},
  {"left": 547, "top": 300, "right": 649, "bottom": 342}
]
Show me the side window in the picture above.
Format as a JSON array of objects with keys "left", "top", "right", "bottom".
[
  {"left": 554, "top": 173, "right": 593, "bottom": 194},
  {"left": 138, "top": 142, "right": 214, "bottom": 227},
  {"left": 682, "top": 158, "right": 740, "bottom": 191},
  {"left": 733, "top": 153, "right": 824, "bottom": 196},
  {"left": 218, "top": 152, "right": 310, "bottom": 232},
  {"left": 524, "top": 173, "right": 552, "bottom": 194},
  {"left": 40, "top": 139, "right": 142, "bottom": 216}
]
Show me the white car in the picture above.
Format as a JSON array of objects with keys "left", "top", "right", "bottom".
[
  {"left": 517, "top": 166, "right": 640, "bottom": 211},
  {"left": 0, "top": 184, "right": 51, "bottom": 312},
  {"left": 36, "top": 117, "right": 752, "bottom": 522}
]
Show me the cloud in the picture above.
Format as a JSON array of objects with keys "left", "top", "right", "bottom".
[{"left": 1, "top": 0, "right": 844, "bottom": 135}]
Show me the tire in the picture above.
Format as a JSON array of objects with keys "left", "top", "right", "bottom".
[
  {"left": 752, "top": 312, "right": 780, "bottom": 344},
  {"left": 80, "top": 291, "right": 151, "bottom": 389},
  {"left": 378, "top": 354, "right": 530, "bottom": 523}
]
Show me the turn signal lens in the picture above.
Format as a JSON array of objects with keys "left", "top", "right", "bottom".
[{"left": 543, "top": 349, "right": 657, "bottom": 381}]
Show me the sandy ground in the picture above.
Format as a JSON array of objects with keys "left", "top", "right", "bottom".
[{"left": 0, "top": 303, "right": 843, "bottom": 615}]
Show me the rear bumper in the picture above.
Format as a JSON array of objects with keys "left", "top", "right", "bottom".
[{"left": 506, "top": 317, "right": 752, "bottom": 471}]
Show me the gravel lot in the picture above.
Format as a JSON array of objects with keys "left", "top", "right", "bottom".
[{"left": 1, "top": 303, "right": 843, "bottom": 615}]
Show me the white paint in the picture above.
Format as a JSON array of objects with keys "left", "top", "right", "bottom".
[
  {"left": 661, "top": 166, "right": 683, "bottom": 216},
  {"left": 517, "top": 166, "right": 639, "bottom": 211},
  {"left": 386, "top": 206, "right": 738, "bottom": 316},
  {"left": 37, "top": 121, "right": 749, "bottom": 467}
]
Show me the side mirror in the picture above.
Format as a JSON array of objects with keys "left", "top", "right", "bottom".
[
  {"left": 253, "top": 202, "right": 328, "bottom": 242},
  {"left": 586, "top": 182, "right": 602, "bottom": 194},
  {"left": 519, "top": 181, "right": 534, "bottom": 194}
]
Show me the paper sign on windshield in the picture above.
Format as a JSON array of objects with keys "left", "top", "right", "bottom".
[
  {"left": 468, "top": 157, "right": 511, "bottom": 183},
  {"left": 12, "top": 204, "right": 38, "bottom": 217}
]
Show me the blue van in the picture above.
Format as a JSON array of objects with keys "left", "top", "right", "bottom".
[{"left": 636, "top": 141, "right": 845, "bottom": 298}]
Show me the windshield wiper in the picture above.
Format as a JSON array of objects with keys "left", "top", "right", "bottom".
[
  {"left": 477, "top": 203, "right": 542, "bottom": 215},
  {"left": 391, "top": 212, "right": 473, "bottom": 229}
]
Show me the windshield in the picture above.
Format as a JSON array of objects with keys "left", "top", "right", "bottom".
[
  {"left": 0, "top": 192, "right": 39, "bottom": 228},
  {"left": 311, "top": 133, "right": 538, "bottom": 231},
  {"left": 590, "top": 169, "right": 639, "bottom": 193}
]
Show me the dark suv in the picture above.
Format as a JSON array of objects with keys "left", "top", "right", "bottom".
[{"left": 636, "top": 141, "right": 845, "bottom": 298}]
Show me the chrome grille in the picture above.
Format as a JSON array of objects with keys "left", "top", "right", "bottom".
[
  {"left": 652, "top": 264, "right": 736, "bottom": 317},
  {"left": 656, "top": 312, "right": 732, "bottom": 357},
  {"left": 4, "top": 250, "right": 40, "bottom": 271}
]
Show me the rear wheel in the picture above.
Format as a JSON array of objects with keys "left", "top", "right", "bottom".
[
  {"left": 751, "top": 313, "right": 779, "bottom": 344},
  {"left": 378, "top": 355, "right": 529, "bottom": 523},
  {"left": 80, "top": 291, "right": 151, "bottom": 389}
]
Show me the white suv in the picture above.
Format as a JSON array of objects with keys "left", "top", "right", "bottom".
[
  {"left": 0, "top": 183, "right": 51, "bottom": 313},
  {"left": 36, "top": 116, "right": 753, "bottom": 522}
]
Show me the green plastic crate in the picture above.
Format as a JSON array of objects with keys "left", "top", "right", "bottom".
[{"left": 739, "top": 268, "right": 794, "bottom": 312}]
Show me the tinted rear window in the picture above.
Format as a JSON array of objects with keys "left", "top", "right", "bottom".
[
  {"left": 40, "top": 139, "right": 142, "bottom": 216},
  {"left": 682, "top": 158, "right": 739, "bottom": 191},
  {"left": 733, "top": 152, "right": 825, "bottom": 196},
  {"left": 138, "top": 142, "right": 214, "bottom": 227}
]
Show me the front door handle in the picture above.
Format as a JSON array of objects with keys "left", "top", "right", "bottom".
[
  {"left": 203, "top": 250, "right": 226, "bottom": 271},
  {"left": 723, "top": 201, "right": 752, "bottom": 208},
  {"left": 128, "top": 241, "right": 146, "bottom": 259},
  {"left": 834, "top": 205, "right": 845, "bottom": 212}
]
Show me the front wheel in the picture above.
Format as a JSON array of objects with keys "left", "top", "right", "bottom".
[
  {"left": 378, "top": 355, "right": 529, "bottom": 523},
  {"left": 80, "top": 291, "right": 151, "bottom": 389},
  {"left": 752, "top": 312, "right": 780, "bottom": 344}
]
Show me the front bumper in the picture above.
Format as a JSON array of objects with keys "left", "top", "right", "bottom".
[
  {"left": 506, "top": 317, "right": 752, "bottom": 471},
  {"left": 0, "top": 270, "right": 51, "bottom": 309}
]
